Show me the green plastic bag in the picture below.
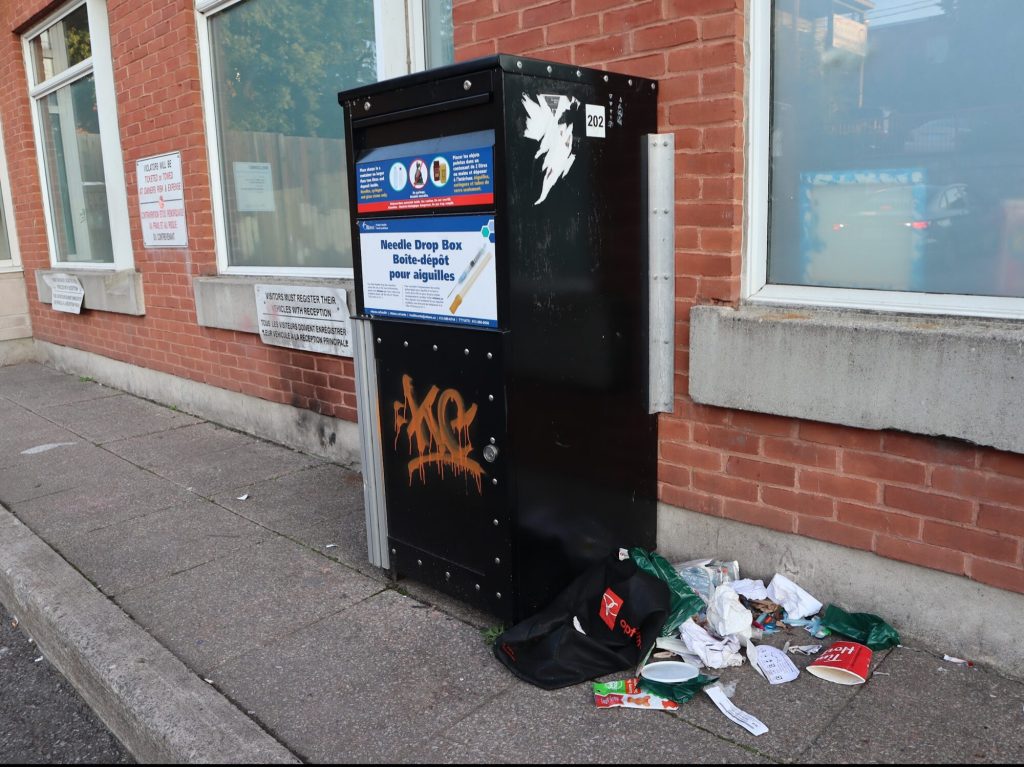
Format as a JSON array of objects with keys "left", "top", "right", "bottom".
[
  {"left": 638, "top": 674, "right": 718, "bottom": 705},
  {"left": 820, "top": 604, "right": 901, "bottom": 651},
  {"left": 629, "top": 548, "right": 704, "bottom": 636}
]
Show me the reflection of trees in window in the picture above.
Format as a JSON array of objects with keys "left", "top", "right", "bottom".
[
  {"left": 64, "top": 25, "right": 91, "bottom": 67},
  {"left": 212, "top": 0, "right": 376, "bottom": 139}
]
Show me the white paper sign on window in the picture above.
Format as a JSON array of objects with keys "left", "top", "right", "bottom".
[
  {"left": 254, "top": 285, "right": 352, "bottom": 357},
  {"left": 137, "top": 152, "right": 188, "bottom": 248},
  {"left": 234, "top": 162, "right": 276, "bottom": 212}
]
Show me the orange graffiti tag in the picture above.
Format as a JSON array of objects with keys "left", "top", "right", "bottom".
[{"left": 393, "top": 374, "right": 484, "bottom": 493}]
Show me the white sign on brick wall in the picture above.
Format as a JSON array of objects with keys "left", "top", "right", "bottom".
[
  {"left": 42, "top": 273, "right": 84, "bottom": 314},
  {"left": 137, "top": 151, "right": 188, "bottom": 248},
  {"left": 254, "top": 284, "right": 352, "bottom": 357}
]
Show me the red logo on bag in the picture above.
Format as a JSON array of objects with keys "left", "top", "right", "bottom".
[{"left": 599, "top": 588, "right": 623, "bottom": 629}]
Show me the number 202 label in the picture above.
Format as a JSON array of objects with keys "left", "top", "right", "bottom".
[{"left": 585, "top": 104, "right": 606, "bottom": 138}]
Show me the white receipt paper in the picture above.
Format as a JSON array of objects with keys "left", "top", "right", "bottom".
[
  {"left": 704, "top": 685, "right": 769, "bottom": 736},
  {"left": 753, "top": 645, "right": 800, "bottom": 685}
]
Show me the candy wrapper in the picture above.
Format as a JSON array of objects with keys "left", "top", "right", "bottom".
[{"left": 593, "top": 679, "right": 679, "bottom": 711}]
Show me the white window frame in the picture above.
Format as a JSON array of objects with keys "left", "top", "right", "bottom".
[
  {"left": 196, "top": 0, "right": 434, "bottom": 278},
  {"left": 744, "top": 1, "right": 1024, "bottom": 320},
  {"left": 22, "top": 0, "right": 133, "bottom": 271},
  {"left": 0, "top": 119, "right": 22, "bottom": 273}
]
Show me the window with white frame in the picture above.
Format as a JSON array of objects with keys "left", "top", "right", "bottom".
[
  {"left": 197, "top": 0, "right": 454, "bottom": 275},
  {"left": 0, "top": 121, "right": 18, "bottom": 269},
  {"left": 24, "top": 0, "right": 131, "bottom": 269},
  {"left": 749, "top": 1, "right": 1024, "bottom": 318}
]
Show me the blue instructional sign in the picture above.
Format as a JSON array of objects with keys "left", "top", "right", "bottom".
[{"left": 358, "top": 215, "right": 497, "bottom": 328}]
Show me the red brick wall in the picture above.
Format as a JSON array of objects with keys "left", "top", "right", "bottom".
[
  {"left": 452, "top": 0, "right": 1024, "bottom": 596},
  {"left": 1, "top": 0, "right": 357, "bottom": 422},
  {"left": 3, "top": 1, "right": 1022, "bottom": 595}
]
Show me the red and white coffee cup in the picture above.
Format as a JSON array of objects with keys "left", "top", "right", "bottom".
[{"left": 806, "top": 641, "right": 873, "bottom": 685}]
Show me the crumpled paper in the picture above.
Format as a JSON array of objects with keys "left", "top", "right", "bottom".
[
  {"left": 706, "top": 584, "right": 753, "bottom": 643},
  {"left": 678, "top": 618, "right": 745, "bottom": 669},
  {"left": 767, "top": 574, "right": 822, "bottom": 621}
]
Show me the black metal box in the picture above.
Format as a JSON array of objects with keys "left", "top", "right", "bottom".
[{"left": 340, "top": 55, "right": 658, "bottom": 622}]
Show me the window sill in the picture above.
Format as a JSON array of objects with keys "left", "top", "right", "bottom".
[
  {"left": 689, "top": 304, "right": 1024, "bottom": 454},
  {"left": 35, "top": 269, "right": 145, "bottom": 316},
  {"left": 194, "top": 275, "right": 356, "bottom": 334}
]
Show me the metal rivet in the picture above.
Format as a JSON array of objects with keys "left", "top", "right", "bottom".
[
  {"left": 490, "top": 437, "right": 496, "bottom": 444},
  {"left": 486, "top": 352, "right": 493, "bottom": 359},
  {"left": 464, "top": 348, "right": 470, "bottom": 356},
  {"left": 494, "top": 557, "right": 501, "bottom": 565},
  {"left": 628, "top": 78, "right": 633, "bottom": 86},
  {"left": 516, "top": 60, "right": 522, "bottom": 69},
  {"left": 603, "top": 74, "right": 609, "bottom": 82},
  {"left": 651, "top": 82, "right": 657, "bottom": 90},
  {"left": 463, "top": 79, "right": 472, "bottom": 90},
  {"left": 493, "top": 519, "right": 499, "bottom": 526},
  {"left": 576, "top": 69, "right": 582, "bottom": 77},
  {"left": 403, "top": 341, "right": 408, "bottom": 347},
  {"left": 363, "top": 101, "right": 371, "bottom": 111},
  {"left": 492, "top": 478, "right": 498, "bottom": 486},
  {"left": 663, "top": 140, "right": 669, "bottom": 147},
  {"left": 488, "top": 394, "right": 494, "bottom": 402},
  {"left": 546, "top": 65, "right": 553, "bottom": 74},
  {"left": 416, "top": 559, "right": 423, "bottom": 566},
  {"left": 390, "top": 548, "right": 396, "bottom": 555},
  {"left": 445, "top": 571, "right": 451, "bottom": 580},
  {"left": 475, "top": 583, "right": 481, "bottom": 591},
  {"left": 376, "top": 337, "right": 381, "bottom": 343},
  {"left": 496, "top": 592, "right": 502, "bottom": 599},
  {"left": 432, "top": 344, "right": 438, "bottom": 351}
]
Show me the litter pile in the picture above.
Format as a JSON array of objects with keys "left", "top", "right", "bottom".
[{"left": 493, "top": 548, "right": 902, "bottom": 736}]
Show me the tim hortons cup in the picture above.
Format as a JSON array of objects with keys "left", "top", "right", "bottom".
[{"left": 806, "top": 641, "right": 873, "bottom": 685}]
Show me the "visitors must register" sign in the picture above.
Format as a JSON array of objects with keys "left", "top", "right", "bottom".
[{"left": 254, "top": 285, "right": 352, "bottom": 357}]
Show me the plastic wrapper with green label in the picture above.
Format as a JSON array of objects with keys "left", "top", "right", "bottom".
[
  {"left": 629, "top": 548, "right": 704, "bottom": 635},
  {"left": 593, "top": 679, "right": 679, "bottom": 711},
  {"left": 638, "top": 674, "right": 719, "bottom": 705},
  {"left": 820, "top": 604, "right": 901, "bottom": 651}
]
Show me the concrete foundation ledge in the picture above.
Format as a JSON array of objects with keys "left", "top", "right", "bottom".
[
  {"left": 658, "top": 502, "right": 1024, "bottom": 680},
  {"left": 0, "top": 506, "right": 299, "bottom": 764},
  {"left": 0, "top": 337, "right": 41, "bottom": 366},
  {"left": 37, "top": 341, "right": 361, "bottom": 467}
]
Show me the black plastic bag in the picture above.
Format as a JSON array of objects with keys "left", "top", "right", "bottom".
[{"left": 493, "top": 552, "right": 670, "bottom": 690}]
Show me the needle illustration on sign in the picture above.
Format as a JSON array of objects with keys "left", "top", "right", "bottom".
[{"left": 447, "top": 243, "right": 493, "bottom": 314}]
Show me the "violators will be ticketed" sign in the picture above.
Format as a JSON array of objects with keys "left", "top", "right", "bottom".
[{"left": 137, "top": 151, "right": 187, "bottom": 248}]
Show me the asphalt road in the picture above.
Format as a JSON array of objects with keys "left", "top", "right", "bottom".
[{"left": 0, "top": 605, "right": 133, "bottom": 764}]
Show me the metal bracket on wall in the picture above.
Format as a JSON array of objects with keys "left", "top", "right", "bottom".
[
  {"left": 352, "top": 318, "right": 389, "bottom": 569},
  {"left": 647, "top": 133, "right": 676, "bottom": 414}
]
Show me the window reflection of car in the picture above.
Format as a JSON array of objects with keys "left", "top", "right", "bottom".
[
  {"left": 828, "top": 183, "right": 971, "bottom": 258},
  {"left": 903, "top": 118, "right": 973, "bottom": 153}
]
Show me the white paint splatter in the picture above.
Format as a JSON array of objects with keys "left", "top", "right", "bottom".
[
  {"left": 20, "top": 442, "right": 77, "bottom": 455},
  {"left": 522, "top": 93, "right": 579, "bottom": 205}
]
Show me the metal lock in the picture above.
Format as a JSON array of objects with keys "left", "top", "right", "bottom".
[{"left": 483, "top": 444, "right": 499, "bottom": 463}]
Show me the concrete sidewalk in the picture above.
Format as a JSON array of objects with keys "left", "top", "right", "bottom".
[{"left": 1, "top": 361, "right": 1023, "bottom": 764}]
